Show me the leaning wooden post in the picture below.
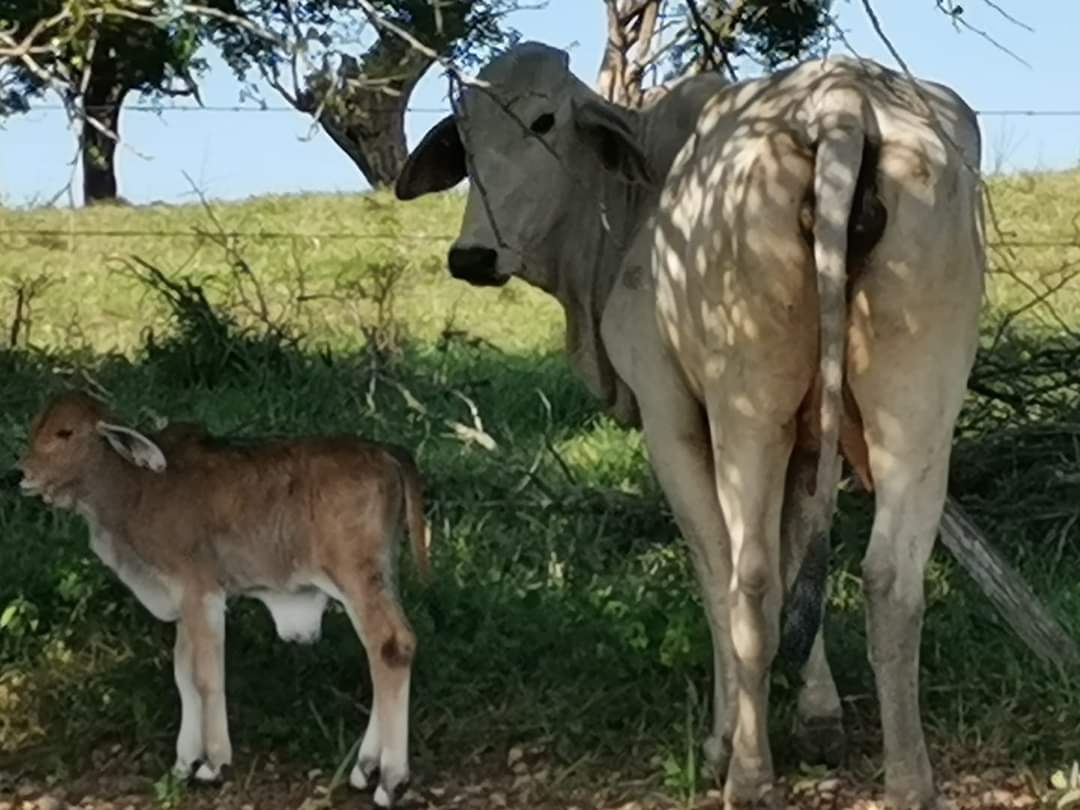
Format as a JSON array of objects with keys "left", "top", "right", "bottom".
[{"left": 938, "top": 496, "right": 1080, "bottom": 671}]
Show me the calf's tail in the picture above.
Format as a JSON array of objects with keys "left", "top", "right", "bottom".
[{"left": 385, "top": 446, "right": 432, "bottom": 584}]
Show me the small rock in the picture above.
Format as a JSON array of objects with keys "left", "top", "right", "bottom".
[
  {"left": 242, "top": 804, "right": 254, "bottom": 810},
  {"left": 37, "top": 801, "right": 66, "bottom": 810},
  {"left": 507, "top": 747, "right": 524, "bottom": 768},
  {"left": 532, "top": 769, "right": 549, "bottom": 783},
  {"left": 818, "top": 778, "right": 843, "bottom": 793},
  {"left": 429, "top": 787, "right": 446, "bottom": 798},
  {"left": 1011, "top": 796, "right": 1036, "bottom": 808},
  {"left": 489, "top": 793, "right": 507, "bottom": 807},
  {"left": 980, "top": 789, "right": 1013, "bottom": 806},
  {"left": 16, "top": 786, "right": 37, "bottom": 799},
  {"left": 511, "top": 774, "right": 531, "bottom": 792}
]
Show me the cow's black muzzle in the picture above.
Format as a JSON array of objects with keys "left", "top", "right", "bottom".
[{"left": 447, "top": 246, "right": 507, "bottom": 287}]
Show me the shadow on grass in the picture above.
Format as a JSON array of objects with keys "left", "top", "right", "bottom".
[{"left": 0, "top": 302, "right": 1077, "bottom": 791}]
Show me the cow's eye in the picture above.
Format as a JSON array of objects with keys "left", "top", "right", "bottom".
[
  {"left": 530, "top": 113, "right": 555, "bottom": 135},
  {"left": 55, "top": 429, "right": 72, "bottom": 439}
]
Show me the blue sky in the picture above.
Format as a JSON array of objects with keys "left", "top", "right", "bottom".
[{"left": 0, "top": 0, "right": 1076, "bottom": 207}]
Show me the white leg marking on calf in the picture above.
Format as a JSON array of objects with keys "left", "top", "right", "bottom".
[
  {"left": 193, "top": 762, "right": 222, "bottom": 783},
  {"left": 377, "top": 666, "right": 411, "bottom": 803},
  {"left": 255, "top": 589, "right": 329, "bottom": 643},
  {"left": 350, "top": 703, "right": 381, "bottom": 790},
  {"left": 173, "top": 620, "right": 204, "bottom": 777},
  {"left": 198, "top": 592, "right": 232, "bottom": 773}
]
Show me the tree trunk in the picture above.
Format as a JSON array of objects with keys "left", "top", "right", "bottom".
[
  {"left": 298, "top": 42, "right": 432, "bottom": 189},
  {"left": 597, "top": 0, "right": 662, "bottom": 108},
  {"left": 81, "top": 76, "right": 128, "bottom": 205}
]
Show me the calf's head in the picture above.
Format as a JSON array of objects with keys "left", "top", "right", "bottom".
[
  {"left": 395, "top": 41, "right": 653, "bottom": 291},
  {"left": 17, "top": 391, "right": 168, "bottom": 508}
]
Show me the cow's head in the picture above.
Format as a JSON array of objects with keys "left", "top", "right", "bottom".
[{"left": 395, "top": 42, "right": 653, "bottom": 290}]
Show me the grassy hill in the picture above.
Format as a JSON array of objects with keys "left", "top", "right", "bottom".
[{"left": 0, "top": 173, "right": 1078, "bottom": 807}]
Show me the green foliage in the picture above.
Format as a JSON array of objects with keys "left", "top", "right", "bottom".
[
  {"left": 0, "top": 0, "right": 206, "bottom": 113},
  {"left": 668, "top": 0, "right": 832, "bottom": 77},
  {"left": 206, "top": 0, "right": 520, "bottom": 89}
]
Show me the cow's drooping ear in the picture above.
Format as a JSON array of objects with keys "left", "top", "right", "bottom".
[
  {"left": 96, "top": 422, "right": 167, "bottom": 473},
  {"left": 395, "top": 114, "right": 467, "bottom": 200},
  {"left": 572, "top": 98, "right": 654, "bottom": 187}
]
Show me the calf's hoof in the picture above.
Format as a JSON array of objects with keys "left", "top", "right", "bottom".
[
  {"left": 192, "top": 761, "right": 230, "bottom": 785},
  {"left": 794, "top": 716, "right": 846, "bottom": 768},
  {"left": 374, "top": 773, "right": 410, "bottom": 808},
  {"left": 349, "top": 757, "right": 378, "bottom": 791}
]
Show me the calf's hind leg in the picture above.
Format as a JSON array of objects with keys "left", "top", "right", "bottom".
[{"left": 332, "top": 566, "right": 416, "bottom": 809}]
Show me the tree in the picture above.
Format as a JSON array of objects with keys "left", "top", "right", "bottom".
[
  {"left": 0, "top": 0, "right": 205, "bottom": 203},
  {"left": 597, "top": 0, "right": 832, "bottom": 109},
  {"left": 204, "top": 0, "right": 519, "bottom": 188}
]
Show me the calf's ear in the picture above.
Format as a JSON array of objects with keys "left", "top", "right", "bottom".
[
  {"left": 572, "top": 98, "right": 655, "bottom": 188},
  {"left": 97, "top": 422, "right": 167, "bottom": 473},
  {"left": 395, "top": 115, "right": 467, "bottom": 200}
]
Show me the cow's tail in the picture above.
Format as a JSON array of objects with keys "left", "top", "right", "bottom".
[
  {"left": 779, "top": 85, "right": 887, "bottom": 671},
  {"left": 386, "top": 446, "right": 432, "bottom": 584}
]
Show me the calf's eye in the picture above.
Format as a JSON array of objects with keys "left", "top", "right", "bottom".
[{"left": 55, "top": 429, "right": 73, "bottom": 439}]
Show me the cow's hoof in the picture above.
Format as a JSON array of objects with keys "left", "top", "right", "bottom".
[
  {"left": 794, "top": 716, "right": 846, "bottom": 768},
  {"left": 702, "top": 733, "right": 732, "bottom": 781},
  {"left": 884, "top": 786, "right": 944, "bottom": 810},
  {"left": 723, "top": 780, "right": 783, "bottom": 810}
]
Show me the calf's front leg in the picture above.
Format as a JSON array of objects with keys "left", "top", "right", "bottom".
[
  {"left": 182, "top": 592, "right": 232, "bottom": 782},
  {"left": 172, "top": 620, "right": 204, "bottom": 778}
]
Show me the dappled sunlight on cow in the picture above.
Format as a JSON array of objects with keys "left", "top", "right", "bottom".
[{"left": 396, "top": 41, "right": 984, "bottom": 810}]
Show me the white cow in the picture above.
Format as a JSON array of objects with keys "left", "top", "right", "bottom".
[{"left": 396, "top": 42, "right": 984, "bottom": 810}]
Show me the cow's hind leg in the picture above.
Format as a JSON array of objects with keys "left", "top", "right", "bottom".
[
  {"left": 333, "top": 567, "right": 416, "bottom": 808},
  {"left": 779, "top": 448, "right": 845, "bottom": 767},
  {"left": 707, "top": 409, "right": 794, "bottom": 809},
  {"left": 849, "top": 282, "right": 979, "bottom": 809},
  {"left": 639, "top": 383, "right": 737, "bottom": 778}
]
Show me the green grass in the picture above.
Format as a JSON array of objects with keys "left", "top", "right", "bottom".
[{"left": 0, "top": 172, "right": 1078, "bottom": 799}]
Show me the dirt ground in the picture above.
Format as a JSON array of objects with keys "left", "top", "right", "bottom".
[{"left": 1, "top": 747, "right": 1061, "bottom": 810}]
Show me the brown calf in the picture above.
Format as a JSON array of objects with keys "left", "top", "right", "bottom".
[{"left": 16, "top": 391, "right": 430, "bottom": 807}]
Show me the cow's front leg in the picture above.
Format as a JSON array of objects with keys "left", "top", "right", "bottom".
[
  {"left": 639, "top": 391, "right": 737, "bottom": 780},
  {"left": 779, "top": 448, "right": 845, "bottom": 767}
]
